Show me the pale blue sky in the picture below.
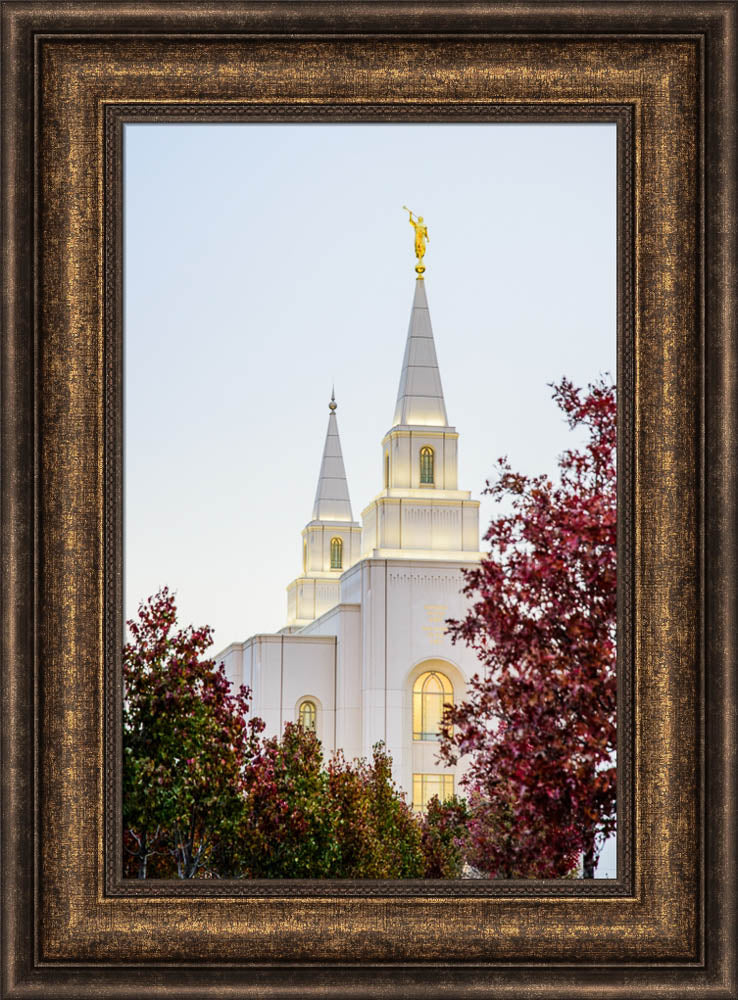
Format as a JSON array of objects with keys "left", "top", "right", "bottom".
[
  {"left": 124, "top": 122, "right": 618, "bottom": 877},
  {"left": 125, "top": 122, "right": 616, "bottom": 648}
]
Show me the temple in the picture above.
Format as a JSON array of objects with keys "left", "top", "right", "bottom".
[{"left": 218, "top": 273, "right": 484, "bottom": 809}]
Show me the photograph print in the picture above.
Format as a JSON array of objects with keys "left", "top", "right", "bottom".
[{"left": 122, "top": 122, "right": 617, "bottom": 881}]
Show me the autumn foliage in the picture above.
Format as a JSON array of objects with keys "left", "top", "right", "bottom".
[
  {"left": 124, "top": 377, "right": 616, "bottom": 879},
  {"left": 441, "top": 378, "right": 617, "bottom": 878},
  {"left": 122, "top": 587, "right": 262, "bottom": 878},
  {"left": 123, "top": 590, "right": 463, "bottom": 878},
  {"left": 418, "top": 795, "right": 470, "bottom": 878},
  {"left": 325, "top": 746, "right": 426, "bottom": 878},
  {"left": 228, "top": 727, "right": 425, "bottom": 878}
]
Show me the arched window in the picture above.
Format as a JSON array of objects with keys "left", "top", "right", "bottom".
[
  {"left": 330, "top": 536, "right": 343, "bottom": 569},
  {"left": 303, "top": 538, "right": 307, "bottom": 573},
  {"left": 384, "top": 452, "right": 390, "bottom": 488},
  {"left": 420, "top": 446, "right": 434, "bottom": 485},
  {"left": 298, "top": 700, "right": 316, "bottom": 732},
  {"left": 412, "top": 670, "right": 453, "bottom": 741}
]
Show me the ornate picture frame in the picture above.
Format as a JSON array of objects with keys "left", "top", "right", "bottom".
[{"left": 1, "top": 3, "right": 735, "bottom": 996}]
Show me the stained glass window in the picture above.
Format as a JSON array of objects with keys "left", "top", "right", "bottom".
[
  {"left": 412, "top": 670, "right": 453, "bottom": 741},
  {"left": 330, "top": 536, "right": 343, "bottom": 569},
  {"left": 420, "top": 446, "right": 434, "bottom": 484}
]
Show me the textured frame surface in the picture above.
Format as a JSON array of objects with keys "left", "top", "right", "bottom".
[{"left": 1, "top": 3, "right": 735, "bottom": 998}]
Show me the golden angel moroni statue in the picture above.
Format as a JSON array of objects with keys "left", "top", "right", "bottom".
[{"left": 403, "top": 206, "right": 429, "bottom": 276}]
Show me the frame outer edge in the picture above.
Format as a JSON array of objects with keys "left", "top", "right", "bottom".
[
  {"left": 704, "top": 4, "right": 738, "bottom": 997},
  {"left": 0, "top": 0, "right": 735, "bottom": 36},
  {"left": 1, "top": 5, "right": 37, "bottom": 999},
  {"left": 0, "top": 3, "right": 733, "bottom": 996}
]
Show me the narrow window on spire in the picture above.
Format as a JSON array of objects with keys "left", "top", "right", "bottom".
[
  {"left": 384, "top": 452, "right": 390, "bottom": 488},
  {"left": 330, "top": 536, "right": 343, "bottom": 569},
  {"left": 420, "top": 446, "right": 434, "bottom": 485},
  {"left": 303, "top": 538, "right": 307, "bottom": 573}
]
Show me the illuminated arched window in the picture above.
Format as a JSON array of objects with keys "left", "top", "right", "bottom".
[
  {"left": 412, "top": 670, "right": 453, "bottom": 741},
  {"left": 298, "top": 700, "right": 316, "bottom": 732},
  {"left": 420, "top": 446, "right": 434, "bottom": 485},
  {"left": 384, "top": 452, "right": 390, "bottom": 488},
  {"left": 330, "top": 536, "right": 343, "bottom": 569}
]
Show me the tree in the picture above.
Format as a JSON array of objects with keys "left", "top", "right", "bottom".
[
  {"left": 232, "top": 722, "right": 340, "bottom": 878},
  {"left": 123, "top": 587, "right": 262, "bottom": 878},
  {"left": 328, "top": 743, "right": 424, "bottom": 878},
  {"left": 419, "top": 795, "right": 470, "bottom": 878},
  {"left": 229, "top": 730, "right": 425, "bottom": 878},
  {"left": 441, "top": 378, "right": 617, "bottom": 878},
  {"left": 123, "top": 591, "right": 449, "bottom": 880}
]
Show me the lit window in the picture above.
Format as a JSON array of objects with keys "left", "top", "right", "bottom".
[
  {"left": 298, "top": 700, "right": 316, "bottom": 732},
  {"left": 384, "top": 452, "right": 390, "bottom": 488},
  {"left": 412, "top": 773, "right": 454, "bottom": 811},
  {"left": 413, "top": 670, "right": 453, "bottom": 741},
  {"left": 330, "top": 536, "right": 343, "bottom": 569},
  {"left": 420, "top": 446, "right": 434, "bottom": 485}
]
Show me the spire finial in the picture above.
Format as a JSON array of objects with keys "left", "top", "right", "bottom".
[
  {"left": 403, "top": 206, "right": 429, "bottom": 278},
  {"left": 329, "top": 386, "right": 337, "bottom": 412}
]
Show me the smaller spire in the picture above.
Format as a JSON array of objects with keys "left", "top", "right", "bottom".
[{"left": 312, "top": 390, "right": 354, "bottom": 522}]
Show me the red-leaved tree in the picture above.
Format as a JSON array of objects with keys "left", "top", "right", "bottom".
[
  {"left": 123, "top": 588, "right": 263, "bottom": 878},
  {"left": 441, "top": 378, "right": 617, "bottom": 878}
]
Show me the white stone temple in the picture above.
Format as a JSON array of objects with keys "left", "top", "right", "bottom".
[{"left": 218, "top": 275, "right": 484, "bottom": 809}]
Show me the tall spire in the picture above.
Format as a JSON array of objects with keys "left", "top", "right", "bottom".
[
  {"left": 392, "top": 279, "right": 449, "bottom": 427},
  {"left": 312, "top": 392, "right": 354, "bottom": 522}
]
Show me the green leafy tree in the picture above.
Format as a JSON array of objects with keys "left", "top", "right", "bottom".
[
  {"left": 358, "top": 745, "right": 425, "bottom": 878},
  {"left": 124, "top": 589, "right": 458, "bottom": 880},
  {"left": 123, "top": 587, "right": 262, "bottom": 878},
  {"left": 419, "top": 795, "right": 470, "bottom": 878},
  {"left": 227, "top": 728, "right": 425, "bottom": 878},
  {"left": 327, "top": 744, "right": 425, "bottom": 878},
  {"left": 232, "top": 722, "right": 340, "bottom": 878}
]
